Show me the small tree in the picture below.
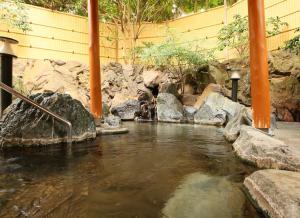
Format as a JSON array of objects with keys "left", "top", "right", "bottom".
[
  {"left": 285, "top": 28, "right": 300, "bottom": 55},
  {"left": 218, "top": 15, "right": 288, "bottom": 58},
  {"left": 0, "top": 0, "right": 31, "bottom": 32},
  {"left": 140, "top": 31, "right": 214, "bottom": 94}
]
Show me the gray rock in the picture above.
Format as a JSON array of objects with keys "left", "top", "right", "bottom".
[
  {"left": 233, "top": 125, "right": 300, "bottom": 171},
  {"left": 223, "top": 107, "right": 252, "bottom": 142},
  {"left": 54, "top": 60, "right": 66, "bottom": 66},
  {"left": 159, "top": 83, "right": 179, "bottom": 97},
  {"left": 183, "top": 106, "right": 197, "bottom": 122},
  {"left": 111, "top": 99, "right": 140, "bottom": 120},
  {"left": 194, "top": 92, "right": 243, "bottom": 126},
  {"left": 244, "top": 169, "right": 300, "bottom": 218},
  {"left": 194, "top": 104, "right": 226, "bottom": 126},
  {"left": 0, "top": 92, "right": 96, "bottom": 147},
  {"left": 163, "top": 173, "right": 246, "bottom": 218},
  {"left": 157, "top": 93, "right": 184, "bottom": 123},
  {"left": 103, "top": 115, "right": 121, "bottom": 127}
]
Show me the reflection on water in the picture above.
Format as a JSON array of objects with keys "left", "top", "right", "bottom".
[{"left": 0, "top": 123, "right": 261, "bottom": 218}]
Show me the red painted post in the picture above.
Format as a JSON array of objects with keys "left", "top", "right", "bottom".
[
  {"left": 88, "top": 0, "right": 102, "bottom": 119},
  {"left": 248, "top": 0, "right": 270, "bottom": 129}
]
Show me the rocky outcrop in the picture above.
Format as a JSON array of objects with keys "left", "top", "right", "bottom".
[
  {"left": 157, "top": 93, "right": 184, "bottom": 122},
  {"left": 221, "top": 50, "right": 300, "bottom": 121},
  {"left": 159, "top": 82, "right": 179, "bottom": 97},
  {"left": 13, "top": 59, "right": 90, "bottom": 108},
  {"left": 223, "top": 107, "right": 252, "bottom": 142},
  {"left": 193, "top": 85, "right": 243, "bottom": 126},
  {"left": 194, "top": 102, "right": 227, "bottom": 126},
  {"left": 233, "top": 125, "right": 300, "bottom": 171},
  {"left": 101, "top": 63, "right": 145, "bottom": 108},
  {"left": 142, "top": 70, "right": 163, "bottom": 88},
  {"left": 183, "top": 106, "right": 197, "bottom": 123},
  {"left": 111, "top": 99, "right": 141, "bottom": 120},
  {"left": 244, "top": 170, "right": 300, "bottom": 218},
  {"left": 0, "top": 92, "right": 96, "bottom": 147}
]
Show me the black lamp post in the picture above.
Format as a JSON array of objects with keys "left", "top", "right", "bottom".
[
  {"left": 0, "top": 36, "right": 18, "bottom": 116},
  {"left": 230, "top": 69, "right": 241, "bottom": 102}
]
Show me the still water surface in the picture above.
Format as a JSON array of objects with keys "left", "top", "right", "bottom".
[{"left": 0, "top": 122, "right": 261, "bottom": 218}]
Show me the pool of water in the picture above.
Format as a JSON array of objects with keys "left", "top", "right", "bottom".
[{"left": 0, "top": 122, "right": 261, "bottom": 218}]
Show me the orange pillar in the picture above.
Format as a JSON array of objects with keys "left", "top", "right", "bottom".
[
  {"left": 88, "top": 0, "right": 102, "bottom": 119},
  {"left": 248, "top": 0, "right": 270, "bottom": 129}
]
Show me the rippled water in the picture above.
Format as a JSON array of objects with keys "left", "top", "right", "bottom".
[{"left": 0, "top": 122, "right": 261, "bottom": 218}]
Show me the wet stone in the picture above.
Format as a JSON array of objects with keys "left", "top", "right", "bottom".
[{"left": 0, "top": 92, "right": 96, "bottom": 147}]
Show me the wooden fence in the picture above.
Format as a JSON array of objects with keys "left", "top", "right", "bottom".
[{"left": 0, "top": 0, "right": 299, "bottom": 64}]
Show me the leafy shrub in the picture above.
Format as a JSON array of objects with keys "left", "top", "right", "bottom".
[
  {"left": 218, "top": 15, "right": 288, "bottom": 58},
  {"left": 139, "top": 31, "right": 214, "bottom": 93},
  {"left": 0, "top": 0, "right": 31, "bottom": 32},
  {"left": 285, "top": 28, "right": 300, "bottom": 54}
]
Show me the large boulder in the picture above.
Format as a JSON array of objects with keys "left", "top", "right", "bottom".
[
  {"left": 223, "top": 107, "right": 252, "bottom": 142},
  {"left": 244, "top": 170, "right": 300, "bottom": 218},
  {"left": 194, "top": 103, "right": 227, "bottom": 126},
  {"left": 14, "top": 59, "right": 90, "bottom": 108},
  {"left": 0, "top": 92, "right": 96, "bottom": 147},
  {"left": 233, "top": 125, "right": 300, "bottom": 171},
  {"left": 157, "top": 93, "right": 184, "bottom": 122},
  {"left": 194, "top": 91, "right": 242, "bottom": 126},
  {"left": 111, "top": 99, "right": 141, "bottom": 120}
]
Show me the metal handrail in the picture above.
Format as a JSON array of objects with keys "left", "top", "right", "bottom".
[{"left": 0, "top": 82, "right": 72, "bottom": 145}]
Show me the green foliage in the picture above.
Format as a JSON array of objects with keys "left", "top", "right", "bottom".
[
  {"left": 285, "top": 28, "right": 300, "bottom": 54},
  {"left": 175, "top": 0, "right": 238, "bottom": 13},
  {"left": 217, "top": 14, "right": 288, "bottom": 58},
  {"left": 0, "top": 0, "right": 31, "bottom": 32},
  {"left": 22, "top": 0, "right": 79, "bottom": 12},
  {"left": 267, "top": 16, "right": 288, "bottom": 36},
  {"left": 139, "top": 30, "right": 214, "bottom": 93}
]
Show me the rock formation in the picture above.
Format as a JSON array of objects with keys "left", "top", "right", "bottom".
[
  {"left": 233, "top": 125, "right": 300, "bottom": 171},
  {"left": 0, "top": 92, "right": 96, "bottom": 147},
  {"left": 157, "top": 93, "right": 184, "bottom": 123},
  {"left": 244, "top": 170, "right": 300, "bottom": 218}
]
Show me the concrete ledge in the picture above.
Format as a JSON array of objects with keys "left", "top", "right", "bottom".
[
  {"left": 96, "top": 127, "right": 129, "bottom": 135},
  {"left": 244, "top": 170, "right": 300, "bottom": 218}
]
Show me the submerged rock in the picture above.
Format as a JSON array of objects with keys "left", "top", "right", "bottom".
[
  {"left": 233, "top": 125, "right": 300, "bottom": 171},
  {"left": 244, "top": 169, "right": 300, "bottom": 218},
  {"left": 111, "top": 99, "right": 141, "bottom": 120},
  {"left": 0, "top": 92, "right": 96, "bottom": 147},
  {"left": 157, "top": 93, "right": 184, "bottom": 123},
  {"left": 163, "top": 173, "right": 246, "bottom": 218}
]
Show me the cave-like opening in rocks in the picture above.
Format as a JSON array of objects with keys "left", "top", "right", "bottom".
[{"left": 151, "top": 85, "right": 159, "bottom": 98}]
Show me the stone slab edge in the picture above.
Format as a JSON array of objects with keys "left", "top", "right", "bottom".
[
  {"left": 1, "top": 131, "right": 96, "bottom": 147},
  {"left": 96, "top": 127, "right": 129, "bottom": 135}
]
